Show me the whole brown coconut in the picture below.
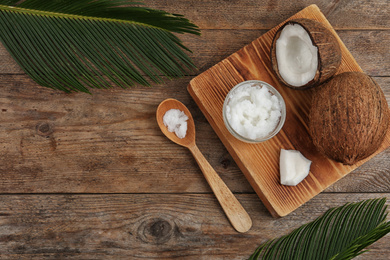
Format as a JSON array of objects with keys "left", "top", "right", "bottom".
[
  {"left": 270, "top": 18, "right": 342, "bottom": 90},
  {"left": 309, "top": 72, "right": 389, "bottom": 165}
]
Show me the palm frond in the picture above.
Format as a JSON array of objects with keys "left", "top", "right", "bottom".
[
  {"left": 249, "top": 198, "right": 390, "bottom": 260},
  {"left": 0, "top": 0, "right": 200, "bottom": 93}
]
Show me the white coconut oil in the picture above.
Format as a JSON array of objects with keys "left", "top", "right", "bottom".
[
  {"left": 223, "top": 81, "right": 285, "bottom": 142},
  {"left": 163, "top": 109, "right": 188, "bottom": 139}
]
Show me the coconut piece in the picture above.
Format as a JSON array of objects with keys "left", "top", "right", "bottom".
[
  {"left": 270, "top": 18, "right": 341, "bottom": 89},
  {"left": 280, "top": 149, "right": 311, "bottom": 186},
  {"left": 309, "top": 72, "right": 390, "bottom": 165}
]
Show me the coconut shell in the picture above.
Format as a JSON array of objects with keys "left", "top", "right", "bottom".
[
  {"left": 309, "top": 72, "right": 389, "bottom": 165},
  {"left": 270, "top": 18, "right": 342, "bottom": 90}
]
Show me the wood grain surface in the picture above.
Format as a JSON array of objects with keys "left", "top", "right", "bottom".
[
  {"left": 0, "top": 194, "right": 388, "bottom": 259},
  {"left": 0, "top": 0, "right": 389, "bottom": 259}
]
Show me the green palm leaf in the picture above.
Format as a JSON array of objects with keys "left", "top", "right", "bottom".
[
  {"left": 249, "top": 198, "right": 390, "bottom": 260},
  {"left": 0, "top": 0, "right": 200, "bottom": 93}
]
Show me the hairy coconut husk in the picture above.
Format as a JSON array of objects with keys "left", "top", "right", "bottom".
[
  {"left": 309, "top": 72, "right": 390, "bottom": 165},
  {"left": 271, "top": 18, "right": 342, "bottom": 90}
]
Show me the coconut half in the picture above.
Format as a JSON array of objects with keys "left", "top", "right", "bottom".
[{"left": 271, "top": 18, "right": 341, "bottom": 89}]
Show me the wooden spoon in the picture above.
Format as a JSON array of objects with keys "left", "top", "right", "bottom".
[{"left": 156, "top": 98, "right": 252, "bottom": 233}]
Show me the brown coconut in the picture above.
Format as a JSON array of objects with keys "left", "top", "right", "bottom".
[
  {"left": 309, "top": 72, "right": 389, "bottom": 165},
  {"left": 270, "top": 18, "right": 342, "bottom": 90}
]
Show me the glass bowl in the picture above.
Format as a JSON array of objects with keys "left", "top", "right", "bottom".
[{"left": 222, "top": 80, "right": 286, "bottom": 143}]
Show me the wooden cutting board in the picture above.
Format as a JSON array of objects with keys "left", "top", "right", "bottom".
[{"left": 187, "top": 4, "right": 390, "bottom": 217}]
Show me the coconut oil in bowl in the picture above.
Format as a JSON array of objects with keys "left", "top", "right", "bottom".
[{"left": 222, "top": 80, "right": 286, "bottom": 143}]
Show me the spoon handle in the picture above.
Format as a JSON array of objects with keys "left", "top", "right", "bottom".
[{"left": 189, "top": 144, "right": 252, "bottom": 233}]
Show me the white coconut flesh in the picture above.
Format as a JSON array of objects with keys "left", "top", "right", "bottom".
[
  {"left": 276, "top": 24, "right": 318, "bottom": 87},
  {"left": 280, "top": 149, "right": 312, "bottom": 186}
]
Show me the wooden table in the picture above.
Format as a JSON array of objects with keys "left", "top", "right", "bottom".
[{"left": 0, "top": 1, "right": 389, "bottom": 259}]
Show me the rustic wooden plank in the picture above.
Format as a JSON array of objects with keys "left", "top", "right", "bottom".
[
  {"left": 0, "top": 193, "right": 387, "bottom": 259},
  {"left": 0, "top": 75, "right": 247, "bottom": 194},
  {"left": 0, "top": 30, "right": 389, "bottom": 76},
  {"left": 0, "top": 75, "right": 389, "bottom": 194},
  {"left": 183, "top": 30, "right": 390, "bottom": 77},
  {"left": 144, "top": 0, "right": 390, "bottom": 29}
]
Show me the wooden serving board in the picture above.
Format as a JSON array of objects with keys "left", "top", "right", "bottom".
[{"left": 187, "top": 4, "right": 390, "bottom": 217}]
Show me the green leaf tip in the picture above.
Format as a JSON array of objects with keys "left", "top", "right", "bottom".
[
  {"left": 0, "top": 0, "right": 200, "bottom": 93},
  {"left": 249, "top": 198, "right": 390, "bottom": 260}
]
